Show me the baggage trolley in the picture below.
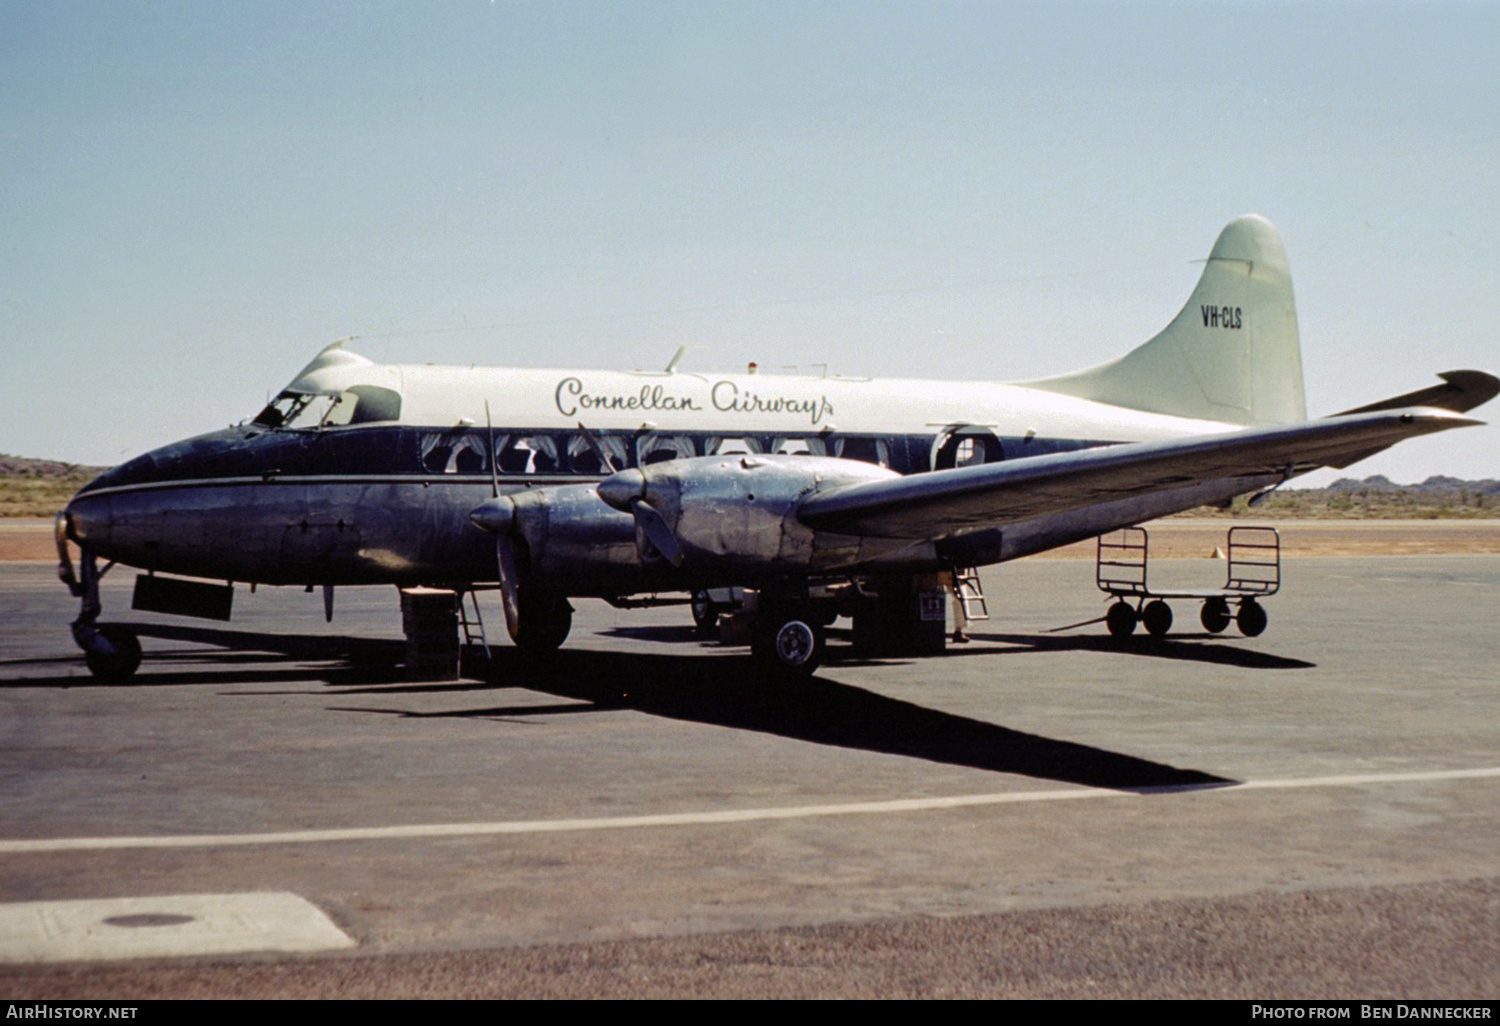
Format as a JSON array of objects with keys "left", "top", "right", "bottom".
[{"left": 1095, "top": 525, "right": 1280, "bottom": 638}]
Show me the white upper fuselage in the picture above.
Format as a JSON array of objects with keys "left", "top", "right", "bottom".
[{"left": 285, "top": 345, "right": 1241, "bottom": 445}]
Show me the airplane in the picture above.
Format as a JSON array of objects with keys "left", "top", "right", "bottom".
[{"left": 56, "top": 214, "right": 1497, "bottom": 681}]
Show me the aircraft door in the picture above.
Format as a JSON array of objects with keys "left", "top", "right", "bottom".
[{"left": 930, "top": 426, "right": 1002, "bottom": 471}]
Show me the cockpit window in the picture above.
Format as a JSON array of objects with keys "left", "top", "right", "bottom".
[
  {"left": 252, "top": 386, "right": 402, "bottom": 429},
  {"left": 253, "top": 392, "right": 311, "bottom": 428},
  {"left": 345, "top": 385, "right": 402, "bottom": 424}
]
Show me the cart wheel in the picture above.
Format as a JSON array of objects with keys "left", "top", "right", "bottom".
[
  {"left": 1237, "top": 598, "right": 1268, "bottom": 637},
  {"left": 1106, "top": 601, "right": 1138, "bottom": 638},
  {"left": 1200, "top": 597, "right": 1231, "bottom": 634},
  {"left": 1142, "top": 600, "right": 1173, "bottom": 638}
]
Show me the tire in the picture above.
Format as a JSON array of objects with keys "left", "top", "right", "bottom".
[
  {"left": 1106, "top": 601, "right": 1137, "bottom": 638},
  {"left": 516, "top": 592, "right": 573, "bottom": 655},
  {"left": 1141, "top": 600, "right": 1173, "bottom": 638},
  {"left": 83, "top": 625, "right": 142, "bottom": 682},
  {"left": 691, "top": 590, "right": 719, "bottom": 631},
  {"left": 1236, "top": 598, "right": 1268, "bottom": 638},
  {"left": 1200, "top": 597, "right": 1231, "bottom": 634},
  {"left": 751, "top": 609, "right": 825, "bottom": 677}
]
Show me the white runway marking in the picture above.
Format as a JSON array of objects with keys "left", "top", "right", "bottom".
[
  {"left": 0, "top": 892, "right": 355, "bottom": 963},
  {"left": 2, "top": 767, "right": 1497, "bottom": 856}
]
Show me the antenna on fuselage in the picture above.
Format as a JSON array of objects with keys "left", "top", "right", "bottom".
[{"left": 664, "top": 344, "right": 707, "bottom": 374}]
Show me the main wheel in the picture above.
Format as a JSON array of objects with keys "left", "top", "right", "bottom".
[
  {"left": 1236, "top": 598, "right": 1268, "bottom": 637},
  {"left": 1106, "top": 601, "right": 1138, "bottom": 638},
  {"left": 691, "top": 590, "right": 719, "bottom": 631},
  {"left": 516, "top": 592, "right": 573, "bottom": 655},
  {"left": 1200, "top": 597, "right": 1231, "bottom": 634},
  {"left": 1141, "top": 600, "right": 1173, "bottom": 638},
  {"left": 83, "top": 625, "right": 142, "bottom": 682},
  {"left": 751, "top": 609, "right": 825, "bottom": 677}
]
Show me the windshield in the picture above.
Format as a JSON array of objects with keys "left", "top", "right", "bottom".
[{"left": 252, "top": 386, "right": 401, "bottom": 429}]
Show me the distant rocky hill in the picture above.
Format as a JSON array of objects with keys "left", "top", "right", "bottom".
[
  {"left": 1325, "top": 474, "right": 1500, "bottom": 497},
  {"left": 0, "top": 455, "right": 109, "bottom": 517},
  {"left": 1192, "top": 474, "right": 1499, "bottom": 519}
]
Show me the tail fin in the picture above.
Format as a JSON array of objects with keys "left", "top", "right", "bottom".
[{"left": 1027, "top": 215, "right": 1306, "bottom": 425}]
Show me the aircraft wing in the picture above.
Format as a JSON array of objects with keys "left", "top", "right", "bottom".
[{"left": 797, "top": 407, "right": 1483, "bottom": 539}]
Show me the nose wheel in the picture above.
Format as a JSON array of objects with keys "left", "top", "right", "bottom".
[{"left": 79, "top": 624, "right": 142, "bottom": 682}]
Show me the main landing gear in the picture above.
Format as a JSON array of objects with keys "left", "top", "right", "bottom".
[
  {"left": 742, "top": 574, "right": 952, "bottom": 679},
  {"left": 514, "top": 588, "right": 574, "bottom": 657},
  {"left": 750, "top": 596, "right": 826, "bottom": 678}
]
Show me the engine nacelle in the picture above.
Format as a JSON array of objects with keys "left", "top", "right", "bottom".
[{"left": 597, "top": 455, "right": 903, "bottom": 573}]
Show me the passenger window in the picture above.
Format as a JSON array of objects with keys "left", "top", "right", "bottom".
[
  {"left": 637, "top": 434, "right": 696, "bottom": 466},
  {"left": 706, "top": 436, "right": 763, "bottom": 456},
  {"left": 497, "top": 435, "right": 562, "bottom": 474},
  {"left": 566, "top": 433, "right": 628, "bottom": 474},
  {"left": 836, "top": 437, "right": 891, "bottom": 467},
  {"left": 773, "top": 437, "right": 828, "bottom": 456},
  {"left": 420, "top": 432, "right": 488, "bottom": 474}
]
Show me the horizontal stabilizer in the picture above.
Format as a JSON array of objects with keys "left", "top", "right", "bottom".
[{"left": 1336, "top": 370, "right": 1499, "bottom": 416}]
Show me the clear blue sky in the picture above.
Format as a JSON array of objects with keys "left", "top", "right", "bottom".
[{"left": 3, "top": 0, "right": 1496, "bottom": 483}]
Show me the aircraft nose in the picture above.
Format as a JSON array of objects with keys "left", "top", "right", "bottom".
[
  {"left": 596, "top": 468, "right": 647, "bottom": 512},
  {"left": 62, "top": 490, "right": 108, "bottom": 547}
]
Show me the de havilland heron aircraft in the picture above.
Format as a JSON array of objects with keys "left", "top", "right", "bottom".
[{"left": 57, "top": 215, "right": 1497, "bottom": 681}]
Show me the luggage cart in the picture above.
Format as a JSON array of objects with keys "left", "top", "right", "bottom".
[{"left": 1096, "top": 525, "right": 1280, "bottom": 638}]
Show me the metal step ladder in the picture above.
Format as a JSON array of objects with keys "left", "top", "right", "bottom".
[
  {"left": 459, "top": 591, "right": 490, "bottom": 664},
  {"left": 955, "top": 567, "right": 990, "bottom": 621}
]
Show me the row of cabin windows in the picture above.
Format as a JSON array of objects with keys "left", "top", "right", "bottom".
[{"left": 417, "top": 431, "right": 897, "bottom": 476}]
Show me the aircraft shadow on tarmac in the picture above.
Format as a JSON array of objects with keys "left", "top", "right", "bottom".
[
  {"left": 9, "top": 621, "right": 1245, "bottom": 792},
  {"left": 957, "top": 632, "right": 1317, "bottom": 670},
  {"left": 360, "top": 646, "right": 1241, "bottom": 792},
  {"left": 604, "top": 624, "right": 1317, "bottom": 671}
]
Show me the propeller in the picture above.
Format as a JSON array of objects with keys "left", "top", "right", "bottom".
[
  {"left": 469, "top": 495, "right": 521, "bottom": 640},
  {"left": 596, "top": 468, "right": 685, "bottom": 567},
  {"left": 629, "top": 496, "right": 685, "bottom": 567}
]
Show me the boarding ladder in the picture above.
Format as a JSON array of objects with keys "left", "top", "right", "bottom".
[
  {"left": 460, "top": 591, "right": 490, "bottom": 664},
  {"left": 955, "top": 566, "right": 990, "bottom": 621}
]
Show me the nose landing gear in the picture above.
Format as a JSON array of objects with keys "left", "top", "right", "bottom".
[{"left": 58, "top": 517, "right": 141, "bottom": 682}]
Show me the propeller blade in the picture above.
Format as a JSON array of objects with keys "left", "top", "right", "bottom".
[
  {"left": 576, "top": 422, "right": 618, "bottom": 474},
  {"left": 631, "top": 498, "right": 685, "bottom": 567},
  {"left": 495, "top": 535, "right": 521, "bottom": 641},
  {"left": 485, "top": 401, "right": 500, "bottom": 499},
  {"left": 468, "top": 495, "right": 521, "bottom": 639}
]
